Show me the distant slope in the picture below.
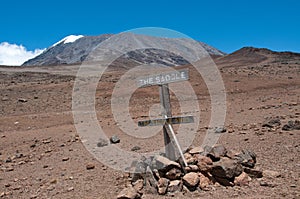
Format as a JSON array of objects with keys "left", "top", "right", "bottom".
[
  {"left": 216, "top": 47, "right": 300, "bottom": 67},
  {"left": 22, "top": 33, "right": 226, "bottom": 67}
]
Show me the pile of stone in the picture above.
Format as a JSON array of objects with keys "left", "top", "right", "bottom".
[
  {"left": 262, "top": 118, "right": 300, "bottom": 131},
  {"left": 117, "top": 145, "right": 263, "bottom": 199}
]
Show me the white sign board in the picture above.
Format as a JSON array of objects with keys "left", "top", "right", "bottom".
[{"left": 137, "top": 68, "right": 189, "bottom": 87}]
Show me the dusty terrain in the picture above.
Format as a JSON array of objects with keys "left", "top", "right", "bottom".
[{"left": 0, "top": 47, "right": 299, "bottom": 198}]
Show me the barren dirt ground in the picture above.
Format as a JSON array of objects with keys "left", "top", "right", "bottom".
[{"left": 0, "top": 49, "right": 299, "bottom": 198}]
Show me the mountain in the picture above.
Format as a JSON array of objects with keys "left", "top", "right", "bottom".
[
  {"left": 216, "top": 47, "right": 300, "bottom": 67},
  {"left": 22, "top": 33, "right": 226, "bottom": 67}
]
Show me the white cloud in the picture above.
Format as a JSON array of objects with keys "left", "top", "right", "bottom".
[{"left": 0, "top": 42, "right": 45, "bottom": 66}]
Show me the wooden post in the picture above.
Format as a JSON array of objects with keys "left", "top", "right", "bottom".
[
  {"left": 159, "top": 84, "right": 176, "bottom": 161},
  {"left": 137, "top": 69, "right": 191, "bottom": 167}
]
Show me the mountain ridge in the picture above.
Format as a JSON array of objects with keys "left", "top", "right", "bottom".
[{"left": 22, "top": 33, "right": 225, "bottom": 67}]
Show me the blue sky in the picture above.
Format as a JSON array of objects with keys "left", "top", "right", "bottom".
[{"left": 1, "top": 0, "right": 300, "bottom": 54}]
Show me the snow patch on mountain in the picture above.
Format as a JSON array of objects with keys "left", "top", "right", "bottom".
[{"left": 52, "top": 35, "right": 84, "bottom": 47}]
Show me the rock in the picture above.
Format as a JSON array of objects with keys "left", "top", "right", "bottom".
[
  {"left": 131, "top": 146, "right": 141, "bottom": 151},
  {"left": 195, "top": 155, "right": 213, "bottom": 172},
  {"left": 165, "top": 167, "right": 182, "bottom": 180},
  {"left": 1, "top": 97, "right": 8, "bottom": 101},
  {"left": 46, "top": 185, "right": 55, "bottom": 191},
  {"left": 30, "top": 194, "right": 38, "bottom": 198},
  {"left": 132, "top": 160, "right": 147, "bottom": 179},
  {"left": 185, "top": 165, "right": 199, "bottom": 172},
  {"left": 234, "top": 149, "right": 256, "bottom": 168},
  {"left": 110, "top": 135, "right": 120, "bottom": 144},
  {"left": 199, "top": 173, "right": 213, "bottom": 191},
  {"left": 215, "top": 127, "right": 226, "bottom": 133},
  {"left": 259, "top": 181, "right": 274, "bottom": 187},
  {"left": 62, "top": 157, "right": 69, "bottom": 161},
  {"left": 189, "top": 146, "right": 204, "bottom": 154},
  {"left": 144, "top": 166, "right": 158, "bottom": 191},
  {"left": 152, "top": 169, "right": 161, "bottom": 179},
  {"left": 5, "top": 167, "right": 14, "bottom": 172},
  {"left": 214, "top": 176, "right": 234, "bottom": 186},
  {"left": 142, "top": 169, "right": 158, "bottom": 194},
  {"left": 186, "top": 157, "right": 197, "bottom": 165},
  {"left": 86, "top": 163, "right": 95, "bottom": 170},
  {"left": 155, "top": 155, "right": 180, "bottom": 171},
  {"left": 243, "top": 167, "right": 263, "bottom": 178},
  {"left": 18, "top": 98, "right": 28, "bottom": 103},
  {"left": 168, "top": 180, "right": 182, "bottom": 193},
  {"left": 132, "top": 179, "right": 144, "bottom": 192},
  {"left": 157, "top": 178, "right": 169, "bottom": 195},
  {"left": 12, "top": 186, "right": 21, "bottom": 190},
  {"left": 97, "top": 138, "right": 108, "bottom": 147},
  {"left": 234, "top": 172, "right": 251, "bottom": 186},
  {"left": 208, "top": 145, "right": 227, "bottom": 161},
  {"left": 117, "top": 187, "right": 141, "bottom": 199},
  {"left": 282, "top": 120, "right": 300, "bottom": 131},
  {"left": 202, "top": 145, "right": 212, "bottom": 156},
  {"left": 182, "top": 172, "right": 200, "bottom": 191},
  {"left": 42, "top": 139, "right": 52, "bottom": 144},
  {"left": 184, "top": 152, "right": 193, "bottom": 160},
  {"left": 5, "top": 157, "right": 12, "bottom": 163},
  {"left": 50, "top": 178, "right": 57, "bottom": 184},
  {"left": 262, "top": 118, "right": 281, "bottom": 128},
  {"left": 263, "top": 170, "right": 281, "bottom": 178},
  {"left": 226, "top": 149, "right": 240, "bottom": 159},
  {"left": 227, "top": 127, "right": 235, "bottom": 133},
  {"left": 211, "top": 157, "right": 243, "bottom": 179}
]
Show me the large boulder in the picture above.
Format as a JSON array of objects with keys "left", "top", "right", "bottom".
[
  {"left": 211, "top": 157, "right": 243, "bottom": 179},
  {"left": 155, "top": 155, "right": 181, "bottom": 171},
  {"left": 207, "top": 145, "right": 227, "bottom": 161}
]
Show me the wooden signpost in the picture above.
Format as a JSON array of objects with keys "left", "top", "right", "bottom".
[{"left": 137, "top": 68, "right": 193, "bottom": 167}]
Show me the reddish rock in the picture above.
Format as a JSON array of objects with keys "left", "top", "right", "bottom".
[
  {"left": 132, "top": 179, "right": 144, "bottom": 192},
  {"left": 182, "top": 172, "right": 200, "bottom": 191},
  {"left": 185, "top": 165, "right": 199, "bottom": 172},
  {"left": 189, "top": 146, "right": 204, "bottom": 155},
  {"left": 199, "top": 173, "right": 213, "bottom": 191},
  {"left": 234, "top": 172, "right": 251, "bottom": 186},
  {"left": 184, "top": 152, "right": 193, "bottom": 160},
  {"left": 168, "top": 180, "right": 182, "bottom": 193},
  {"left": 186, "top": 157, "right": 197, "bottom": 165},
  {"left": 195, "top": 155, "right": 213, "bottom": 172},
  {"left": 165, "top": 167, "right": 182, "bottom": 180},
  {"left": 263, "top": 170, "right": 281, "bottom": 178},
  {"left": 157, "top": 178, "right": 169, "bottom": 195},
  {"left": 86, "top": 163, "right": 95, "bottom": 170},
  {"left": 226, "top": 149, "right": 240, "bottom": 159},
  {"left": 117, "top": 187, "right": 141, "bottom": 199}
]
